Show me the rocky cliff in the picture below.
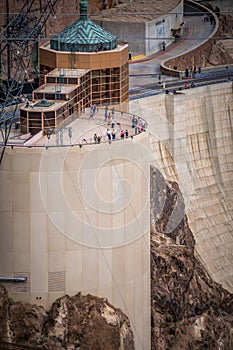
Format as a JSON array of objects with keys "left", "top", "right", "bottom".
[
  {"left": 207, "top": 15, "right": 233, "bottom": 66},
  {"left": 0, "top": 0, "right": 117, "bottom": 40},
  {"left": 0, "top": 291, "right": 134, "bottom": 349},
  {"left": 150, "top": 166, "right": 233, "bottom": 350}
]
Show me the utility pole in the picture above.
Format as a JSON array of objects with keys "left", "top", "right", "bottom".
[{"left": 6, "top": 0, "right": 11, "bottom": 81}]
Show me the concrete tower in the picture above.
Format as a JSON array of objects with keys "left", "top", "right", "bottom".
[{"left": 0, "top": 2, "right": 150, "bottom": 348}]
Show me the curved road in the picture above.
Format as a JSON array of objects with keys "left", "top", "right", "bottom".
[{"left": 129, "top": 13, "right": 216, "bottom": 91}]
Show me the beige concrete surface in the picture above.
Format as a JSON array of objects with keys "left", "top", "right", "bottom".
[
  {"left": 130, "top": 82, "right": 233, "bottom": 292},
  {"left": 0, "top": 130, "right": 151, "bottom": 350},
  {"left": 1, "top": 81, "right": 233, "bottom": 349}
]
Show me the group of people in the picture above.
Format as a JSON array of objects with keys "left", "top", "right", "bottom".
[
  {"left": 185, "top": 66, "right": 202, "bottom": 79},
  {"left": 131, "top": 115, "right": 146, "bottom": 134},
  {"left": 93, "top": 128, "right": 130, "bottom": 143},
  {"left": 104, "top": 105, "right": 115, "bottom": 124},
  {"left": 91, "top": 106, "right": 146, "bottom": 143},
  {"left": 203, "top": 14, "right": 214, "bottom": 25}
]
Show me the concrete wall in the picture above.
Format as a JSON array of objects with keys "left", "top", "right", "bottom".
[
  {"left": 94, "top": 0, "right": 183, "bottom": 56},
  {"left": 0, "top": 135, "right": 151, "bottom": 350},
  {"left": 94, "top": 20, "right": 146, "bottom": 57},
  {"left": 130, "top": 82, "right": 233, "bottom": 293},
  {"left": 146, "top": 0, "right": 184, "bottom": 56}
]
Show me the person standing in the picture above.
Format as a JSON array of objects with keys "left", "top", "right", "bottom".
[
  {"left": 106, "top": 128, "right": 111, "bottom": 141},
  {"left": 89, "top": 106, "right": 94, "bottom": 119},
  {"left": 111, "top": 117, "right": 115, "bottom": 129},
  {"left": 104, "top": 106, "right": 108, "bottom": 122},
  {"left": 162, "top": 41, "right": 166, "bottom": 51},
  {"left": 107, "top": 112, "right": 111, "bottom": 125}
]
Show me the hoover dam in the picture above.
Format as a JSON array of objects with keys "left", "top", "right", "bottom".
[
  {"left": 0, "top": 80, "right": 233, "bottom": 349},
  {"left": 130, "top": 81, "right": 233, "bottom": 293},
  {"left": 0, "top": 0, "right": 233, "bottom": 349}
]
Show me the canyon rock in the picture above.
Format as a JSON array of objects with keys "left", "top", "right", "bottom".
[
  {"left": 150, "top": 166, "right": 233, "bottom": 350},
  {"left": 0, "top": 290, "right": 134, "bottom": 349}
]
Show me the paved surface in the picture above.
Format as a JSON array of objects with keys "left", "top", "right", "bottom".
[
  {"left": 129, "top": 14, "right": 216, "bottom": 91},
  {"left": 20, "top": 108, "right": 145, "bottom": 147}
]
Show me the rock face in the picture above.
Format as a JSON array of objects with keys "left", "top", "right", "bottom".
[
  {"left": 150, "top": 166, "right": 233, "bottom": 350},
  {"left": 207, "top": 15, "right": 233, "bottom": 66},
  {"left": 41, "top": 293, "right": 134, "bottom": 349},
  {"left": 0, "top": 290, "right": 134, "bottom": 349},
  {"left": 0, "top": 0, "right": 116, "bottom": 40}
]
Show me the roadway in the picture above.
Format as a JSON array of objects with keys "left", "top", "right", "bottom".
[{"left": 129, "top": 10, "right": 216, "bottom": 93}]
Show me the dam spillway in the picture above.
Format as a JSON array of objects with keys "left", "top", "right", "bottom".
[{"left": 130, "top": 81, "right": 233, "bottom": 293}]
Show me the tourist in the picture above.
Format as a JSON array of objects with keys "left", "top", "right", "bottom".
[
  {"left": 111, "top": 107, "right": 115, "bottom": 117},
  {"left": 104, "top": 105, "right": 108, "bottom": 121},
  {"left": 125, "top": 129, "right": 128, "bottom": 138},
  {"left": 112, "top": 129, "right": 116, "bottom": 140},
  {"left": 111, "top": 117, "right": 115, "bottom": 129},
  {"left": 89, "top": 106, "right": 94, "bottom": 119},
  {"left": 141, "top": 119, "right": 146, "bottom": 130},
  {"left": 94, "top": 133, "right": 98, "bottom": 143},
  {"left": 193, "top": 66, "right": 197, "bottom": 78},
  {"left": 117, "top": 122, "right": 121, "bottom": 134},
  {"left": 93, "top": 104, "right": 97, "bottom": 114},
  {"left": 106, "top": 128, "right": 111, "bottom": 140},
  {"left": 162, "top": 41, "right": 166, "bottom": 51},
  {"left": 120, "top": 130, "right": 125, "bottom": 139},
  {"left": 107, "top": 112, "right": 111, "bottom": 125},
  {"left": 131, "top": 115, "right": 135, "bottom": 128}
]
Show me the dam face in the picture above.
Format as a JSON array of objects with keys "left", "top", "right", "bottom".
[
  {"left": 0, "top": 81, "right": 233, "bottom": 349},
  {"left": 130, "top": 81, "right": 233, "bottom": 293},
  {"left": 0, "top": 134, "right": 151, "bottom": 350}
]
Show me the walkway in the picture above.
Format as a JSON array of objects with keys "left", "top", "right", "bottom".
[{"left": 21, "top": 108, "right": 146, "bottom": 147}]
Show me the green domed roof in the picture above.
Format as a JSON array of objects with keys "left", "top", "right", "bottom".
[{"left": 50, "top": 1, "right": 117, "bottom": 53}]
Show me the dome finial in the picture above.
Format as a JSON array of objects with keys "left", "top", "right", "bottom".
[{"left": 80, "top": 1, "right": 88, "bottom": 21}]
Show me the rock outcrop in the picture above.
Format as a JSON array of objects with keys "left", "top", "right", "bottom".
[
  {"left": 207, "top": 15, "right": 233, "bottom": 66},
  {"left": 0, "top": 0, "right": 117, "bottom": 40},
  {"left": 150, "top": 166, "right": 233, "bottom": 350},
  {"left": 0, "top": 290, "right": 134, "bottom": 349},
  {"left": 41, "top": 293, "right": 134, "bottom": 349}
]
